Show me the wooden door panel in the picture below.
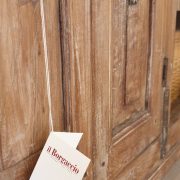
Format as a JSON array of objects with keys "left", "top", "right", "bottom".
[
  {"left": 92, "top": 0, "right": 166, "bottom": 179},
  {"left": 126, "top": 0, "right": 149, "bottom": 105},
  {"left": 0, "top": 0, "right": 63, "bottom": 177},
  {"left": 59, "top": 0, "right": 93, "bottom": 179},
  {"left": 109, "top": 0, "right": 166, "bottom": 178},
  {"left": 0, "top": 1, "right": 45, "bottom": 169},
  {"left": 109, "top": 116, "right": 159, "bottom": 178},
  {"left": 112, "top": 0, "right": 150, "bottom": 128},
  {"left": 116, "top": 141, "right": 160, "bottom": 179},
  {"left": 0, "top": 152, "right": 40, "bottom": 180}
]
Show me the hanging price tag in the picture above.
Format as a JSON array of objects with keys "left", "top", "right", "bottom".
[{"left": 30, "top": 132, "right": 90, "bottom": 180}]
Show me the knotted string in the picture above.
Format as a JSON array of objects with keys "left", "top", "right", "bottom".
[{"left": 40, "top": 0, "right": 54, "bottom": 132}]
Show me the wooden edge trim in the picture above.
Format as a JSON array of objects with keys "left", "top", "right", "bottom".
[{"left": 148, "top": 144, "right": 180, "bottom": 179}]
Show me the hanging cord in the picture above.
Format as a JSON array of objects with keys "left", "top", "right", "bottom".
[{"left": 40, "top": 0, "right": 54, "bottom": 132}]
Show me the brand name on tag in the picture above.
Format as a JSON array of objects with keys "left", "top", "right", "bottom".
[{"left": 47, "top": 146, "right": 80, "bottom": 174}]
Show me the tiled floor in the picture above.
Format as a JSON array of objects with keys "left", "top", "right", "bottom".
[{"left": 163, "top": 160, "right": 180, "bottom": 180}]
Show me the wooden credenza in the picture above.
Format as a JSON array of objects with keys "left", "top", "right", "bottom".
[{"left": 0, "top": 0, "right": 180, "bottom": 179}]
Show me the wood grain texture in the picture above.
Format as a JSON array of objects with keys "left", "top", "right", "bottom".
[
  {"left": 111, "top": 0, "right": 150, "bottom": 128},
  {"left": 89, "top": 0, "right": 167, "bottom": 179},
  {"left": 167, "top": 118, "right": 180, "bottom": 152},
  {"left": 111, "top": 0, "right": 126, "bottom": 127},
  {"left": 110, "top": 0, "right": 166, "bottom": 178},
  {"left": 108, "top": 116, "right": 159, "bottom": 179},
  {"left": 125, "top": 0, "right": 149, "bottom": 104},
  {"left": 149, "top": 144, "right": 180, "bottom": 180},
  {"left": 91, "top": 0, "right": 111, "bottom": 179},
  {"left": 0, "top": 152, "right": 40, "bottom": 180},
  {"left": 0, "top": 0, "right": 63, "bottom": 178},
  {"left": 0, "top": 0, "right": 178, "bottom": 179},
  {"left": 116, "top": 140, "right": 160, "bottom": 180},
  {"left": 149, "top": 0, "right": 180, "bottom": 179},
  {"left": 59, "top": 1, "right": 168, "bottom": 179},
  {"left": 44, "top": 0, "right": 64, "bottom": 132},
  {"left": 59, "top": 0, "right": 93, "bottom": 179}
]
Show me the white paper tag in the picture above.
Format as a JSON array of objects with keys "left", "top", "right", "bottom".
[{"left": 30, "top": 132, "right": 90, "bottom": 180}]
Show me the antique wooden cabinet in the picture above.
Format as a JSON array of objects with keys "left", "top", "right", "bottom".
[{"left": 0, "top": 0, "right": 180, "bottom": 179}]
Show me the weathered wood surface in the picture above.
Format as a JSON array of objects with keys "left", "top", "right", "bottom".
[
  {"left": 125, "top": 0, "right": 149, "bottom": 105},
  {"left": 91, "top": 0, "right": 166, "bottom": 178},
  {"left": 0, "top": 0, "right": 63, "bottom": 178},
  {"left": 0, "top": 152, "right": 40, "bottom": 180},
  {"left": 91, "top": 0, "right": 111, "bottom": 179},
  {"left": 0, "top": 0, "right": 179, "bottom": 179},
  {"left": 116, "top": 140, "right": 161, "bottom": 180},
  {"left": 60, "top": 0, "right": 177, "bottom": 179},
  {"left": 177, "top": 0, "right": 180, "bottom": 10},
  {"left": 167, "top": 118, "right": 180, "bottom": 152},
  {"left": 59, "top": 0, "right": 93, "bottom": 179},
  {"left": 149, "top": 144, "right": 180, "bottom": 180},
  {"left": 112, "top": 0, "right": 149, "bottom": 129}
]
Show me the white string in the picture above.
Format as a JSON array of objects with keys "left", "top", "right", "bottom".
[{"left": 40, "top": 0, "right": 54, "bottom": 132}]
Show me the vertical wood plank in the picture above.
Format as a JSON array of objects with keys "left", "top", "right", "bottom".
[
  {"left": 60, "top": 0, "right": 93, "bottom": 179},
  {"left": 44, "top": 0, "right": 64, "bottom": 131},
  {"left": 0, "top": 0, "right": 63, "bottom": 177},
  {"left": 92, "top": 0, "right": 111, "bottom": 179},
  {"left": 125, "top": 0, "right": 149, "bottom": 104},
  {"left": 111, "top": 0, "right": 150, "bottom": 128},
  {"left": 111, "top": 0, "right": 127, "bottom": 126},
  {"left": 116, "top": 141, "right": 160, "bottom": 180}
]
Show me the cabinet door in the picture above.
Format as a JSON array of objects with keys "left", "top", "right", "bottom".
[
  {"left": 92, "top": 0, "right": 166, "bottom": 179},
  {"left": 0, "top": 1, "right": 63, "bottom": 179}
]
